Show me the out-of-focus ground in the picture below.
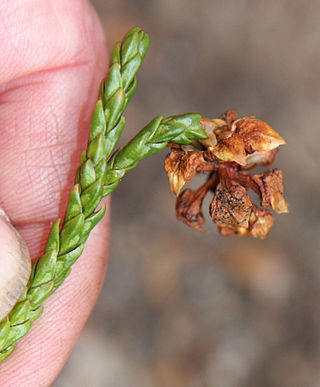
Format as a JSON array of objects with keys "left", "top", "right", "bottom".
[{"left": 54, "top": 1, "right": 320, "bottom": 386}]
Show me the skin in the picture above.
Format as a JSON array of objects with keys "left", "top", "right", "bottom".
[{"left": 0, "top": 0, "right": 110, "bottom": 384}]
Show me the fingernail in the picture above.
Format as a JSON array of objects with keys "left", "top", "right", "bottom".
[{"left": 0, "top": 208, "right": 31, "bottom": 321}]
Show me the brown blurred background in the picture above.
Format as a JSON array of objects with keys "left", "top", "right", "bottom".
[{"left": 54, "top": 1, "right": 320, "bottom": 386}]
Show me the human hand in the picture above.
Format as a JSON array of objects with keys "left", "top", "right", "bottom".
[{"left": 0, "top": 1, "right": 109, "bottom": 384}]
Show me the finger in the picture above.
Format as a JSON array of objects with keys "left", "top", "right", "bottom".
[
  {"left": 0, "top": 0, "right": 109, "bottom": 384},
  {"left": 0, "top": 0, "right": 108, "bottom": 256}
]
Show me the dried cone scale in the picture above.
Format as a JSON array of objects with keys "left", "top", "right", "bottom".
[{"left": 0, "top": 209, "right": 31, "bottom": 321}]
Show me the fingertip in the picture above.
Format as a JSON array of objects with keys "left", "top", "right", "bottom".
[{"left": 0, "top": 0, "right": 108, "bottom": 85}]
